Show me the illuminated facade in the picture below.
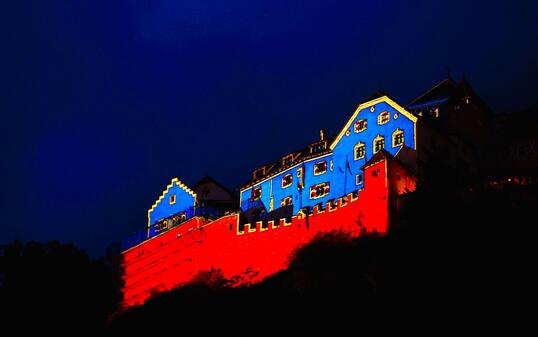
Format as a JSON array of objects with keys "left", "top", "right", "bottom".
[
  {"left": 120, "top": 95, "right": 420, "bottom": 308},
  {"left": 239, "top": 96, "right": 417, "bottom": 221}
]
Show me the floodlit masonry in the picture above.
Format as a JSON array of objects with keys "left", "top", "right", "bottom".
[{"left": 121, "top": 95, "right": 419, "bottom": 308}]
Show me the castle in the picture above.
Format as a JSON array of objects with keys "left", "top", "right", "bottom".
[{"left": 120, "top": 77, "right": 533, "bottom": 308}]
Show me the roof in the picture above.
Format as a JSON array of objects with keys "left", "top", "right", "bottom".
[
  {"left": 407, "top": 77, "right": 491, "bottom": 114},
  {"left": 330, "top": 95, "right": 417, "bottom": 151},
  {"left": 192, "top": 175, "right": 237, "bottom": 200},
  {"left": 241, "top": 95, "right": 416, "bottom": 190},
  {"left": 361, "top": 149, "right": 393, "bottom": 170},
  {"left": 241, "top": 136, "right": 335, "bottom": 189},
  {"left": 407, "top": 78, "right": 458, "bottom": 108}
]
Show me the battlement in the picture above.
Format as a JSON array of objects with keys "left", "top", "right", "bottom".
[
  {"left": 237, "top": 191, "right": 360, "bottom": 235},
  {"left": 120, "top": 156, "right": 401, "bottom": 308}
]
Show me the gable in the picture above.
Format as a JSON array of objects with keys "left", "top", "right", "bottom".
[
  {"left": 147, "top": 178, "right": 197, "bottom": 227},
  {"left": 330, "top": 96, "right": 417, "bottom": 151}
]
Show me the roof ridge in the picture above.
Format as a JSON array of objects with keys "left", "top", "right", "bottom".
[{"left": 407, "top": 78, "right": 456, "bottom": 107}]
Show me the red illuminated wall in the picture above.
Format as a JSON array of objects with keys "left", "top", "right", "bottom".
[{"left": 121, "top": 158, "right": 412, "bottom": 308}]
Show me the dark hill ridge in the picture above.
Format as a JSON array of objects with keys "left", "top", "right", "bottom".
[
  {"left": 1, "top": 162, "right": 534, "bottom": 331},
  {"left": 109, "top": 173, "right": 536, "bottom": 330}
]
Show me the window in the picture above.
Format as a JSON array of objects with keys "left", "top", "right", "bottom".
[
  {"left": 354, "top": 142, "right": 366, "bottom": 160},
  {"left": 310, "top": 182, "right": 330, "bottom": 199},
  {"left": 377, "top": 111, "right": 390, "bottom": 125},
  {"left": 354, "top": 119, "right": 367, "bottom": 133},
  {"left": 297, "top": 167, "right": 303, "bottom": 178},
  {"left": 356, "top": 174, "right": 363, "bottom": 185},
  {"left": 281, "top": 196, "right": 293, "bottom": 207},
  {"left": 392, "top": 129, "right": 404, "bottom": 147},
  {"left": 374, "top": 135, "right": 385, "bottom": 153},
  {"left": 253, "top": 167, "right": 265, "bottom": 180},
  {"left": 251, "top": 187, "right": 262, "bottom": 201},
  {"left": 282, "top": 154, "right": 293, "bottom": 166},
  {"left": 282, "top": 173, "right": 293, "bottom": 188},
  {"left": 314, "top": 161, "right": 327, "bottom": 175},
  {"left": 169, "top": 194, "right": 176, "bottom": 204}
]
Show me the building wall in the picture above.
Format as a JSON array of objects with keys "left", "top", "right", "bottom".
[
  {"left": 240, "top": 153, "right": 334, "bottom": 216},
  {"left": 331, "top": 100, "right": 416, "bottom": 196},
  {"left": 122, "top": 158, "right": 393, "bottom": 308},
  {"left": 240, "top": 97, "right": 416, "bottom": 217}
]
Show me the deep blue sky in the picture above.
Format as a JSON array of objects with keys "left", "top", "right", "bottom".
[{"left": 1, "top": 0, "right": 537, "bottom": 256}]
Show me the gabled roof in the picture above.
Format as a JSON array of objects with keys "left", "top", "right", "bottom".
[
  {"left": 361, "top": 149, "right": 393, "bottom": 170},
  {"left": 330, "top": 96, "right": 417, "bottom": 151},
  {"left": 407, "top": 77, "right": 491, "bottom": 114},
  {"left": 407, "top": 78, "right": 458, "bottom": 108},
  {"left": 193, "top": 175, "right": 237, "bottom": 200},
  {"left": 361, "top": 148, "right": 415, "bottom": 174},
  {"left": 147, "top": 178, "right": 196, "bottom": 227}
]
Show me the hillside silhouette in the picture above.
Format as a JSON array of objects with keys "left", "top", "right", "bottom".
[
  {"left": 110, "top": 158, "right": 534, "bottom": 330},
  {"left": 1, "top": 158, "right": 534, "bottom": 331}
]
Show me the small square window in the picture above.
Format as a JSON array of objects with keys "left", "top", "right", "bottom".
[
  {"left": 314, "top": 161, "right": 327, "bottom": 175},
  {"left": 377, "top": 111, "right": 390, "bottom": 125},
  {"left": 356, "top": 174, "right": 363, "bottom": 185},
  {"left": 169, "top": 194, "right": 176, "bottom": 204},
  {"left": 282, "top": 173, "right": 293, "bottom": 188},
  {"left": 252, "top": 187, "right": 262, "bottom": 201},
  {"left": 354, "top": 119, "right": 367, "bottom": 133},
  {"left": 281, "top": 196, "right": 293, "bottom": 207},
  {"left": 309, "top": 182, "right": 330, "bottom": 199}
]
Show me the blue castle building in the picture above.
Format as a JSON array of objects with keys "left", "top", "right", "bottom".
[
  {"left": 119, "top": 77, "right": 509, "bottom": 251},
  {"left": 239, "top": 95, "right": 417, "bottom": 221}
]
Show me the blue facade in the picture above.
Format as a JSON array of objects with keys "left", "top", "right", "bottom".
[
  {"left": 147, "top": 178, "right": 196, "bottom": 237},
  {"left": 240, "top": 96, "right": 417, "bottom": 216}
]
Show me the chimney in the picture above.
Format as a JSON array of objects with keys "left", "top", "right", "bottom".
[{"left": 320, "top": 129, "right": 326, "bottom": 141}]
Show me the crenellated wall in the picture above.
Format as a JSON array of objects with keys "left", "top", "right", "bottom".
[{"left": 121, "top": 158, "right": 397, "bottom": 308}]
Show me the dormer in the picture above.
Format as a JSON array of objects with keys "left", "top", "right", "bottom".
[
  {"left": 281, "top": 154, "right": 294, "bottom": 166},
  {"left": 309, "top": 139, "right": 328, "bottom": 154},
  {"left": 253, "top": 166, "right": 266, "bottom": 180},
  {"left": 309, "top": 129, "right": 329, "bottom": 154}
]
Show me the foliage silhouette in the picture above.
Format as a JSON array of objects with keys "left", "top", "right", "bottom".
[{"left": 0, "top": 240, "right": 122, "bottom": 331}]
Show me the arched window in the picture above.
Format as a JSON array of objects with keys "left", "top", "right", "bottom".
[
  {"left": 354, "top": 142, "right": 366, "bottom": 160},
  {"left": 392, "top": 129, "right": 404, "bottom": 147},
  {"left": 377, "top": 111, "right": 390, "bottom": 125},
  {"left": 373, "top": 135, "right": 385, "bottom": 153}
]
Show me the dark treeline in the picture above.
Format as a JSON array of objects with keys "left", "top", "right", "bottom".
[
  {"left": 1, "top": 159, "right": 534, "bottom": 331},
  {"left": 0, "top": 240, "right": 122, "bottom": 331}
]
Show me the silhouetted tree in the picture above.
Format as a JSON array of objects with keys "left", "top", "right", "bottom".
[{"left": 0, "top": 240, "right": 121, "bottom": 331}]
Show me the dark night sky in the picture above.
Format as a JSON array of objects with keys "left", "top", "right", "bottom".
[{"left": 1, "top": 0, "right": 537, "bottom": 256}]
